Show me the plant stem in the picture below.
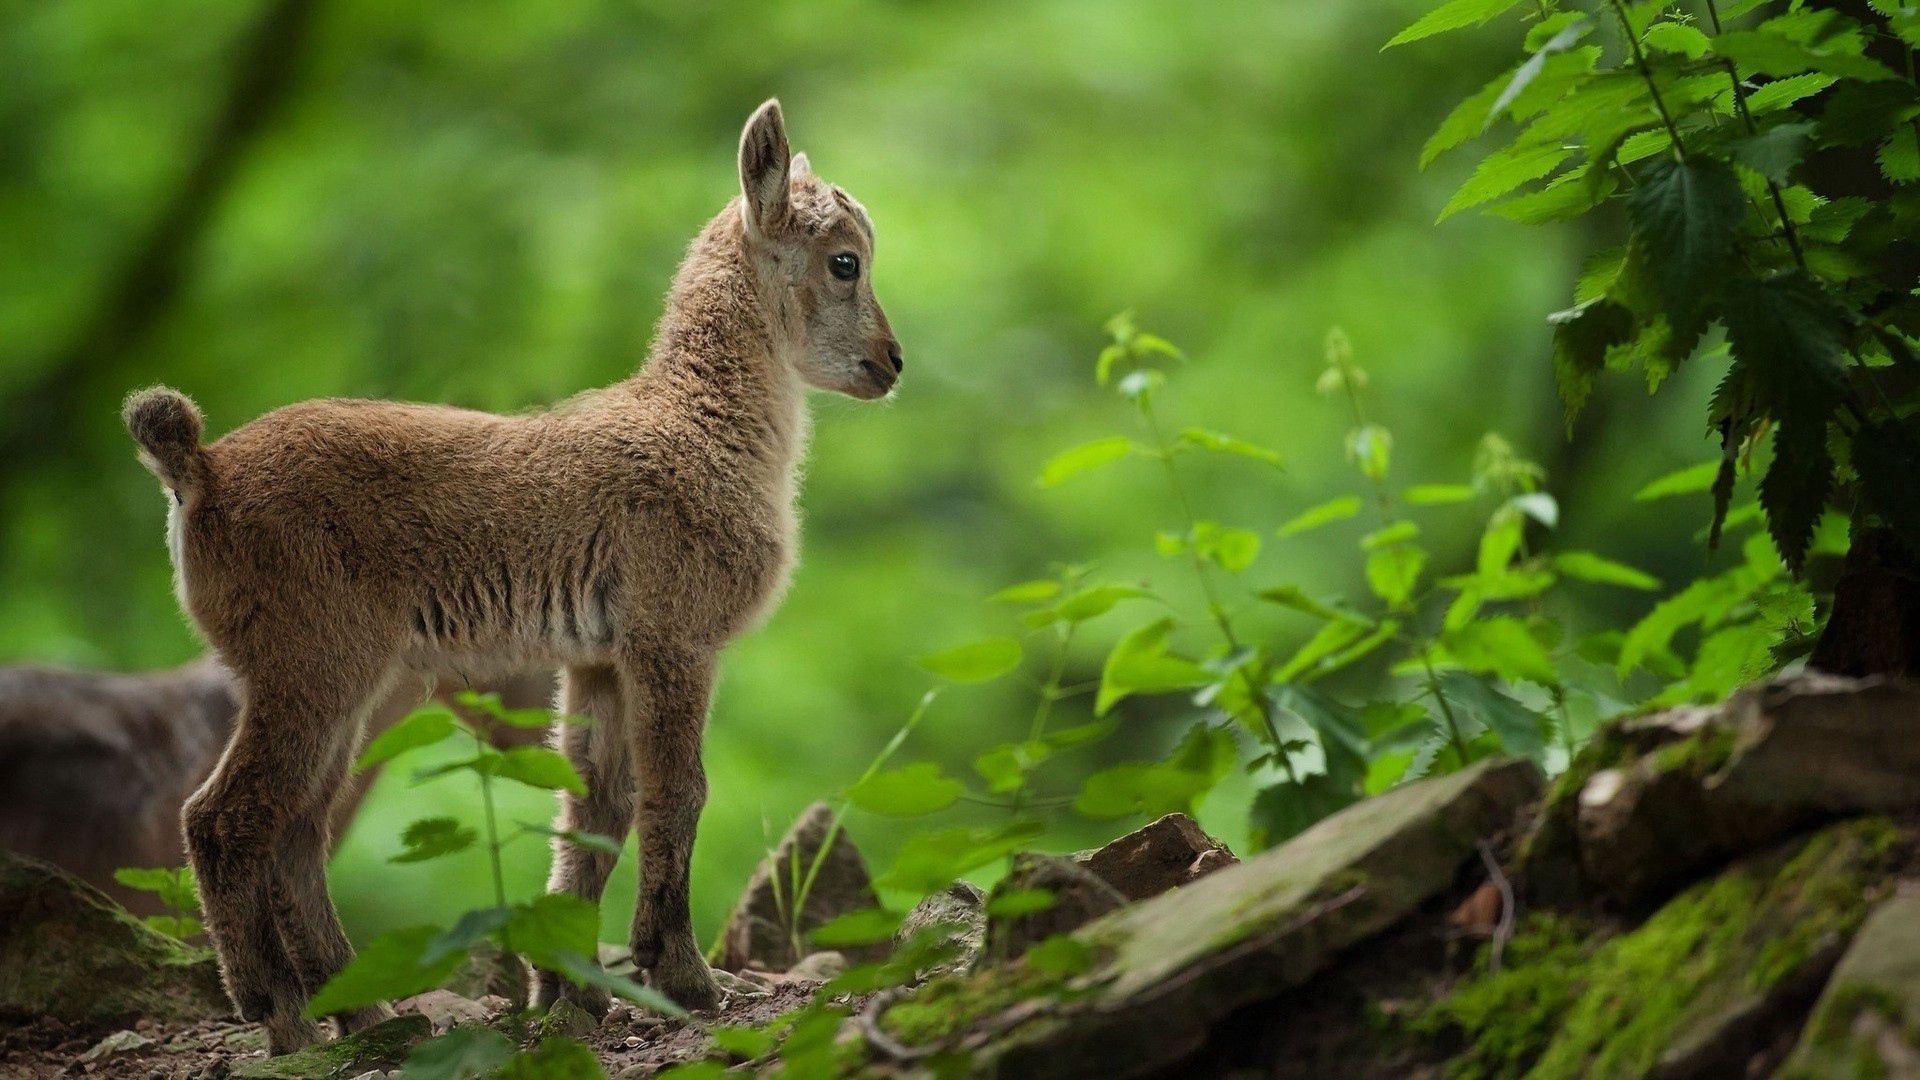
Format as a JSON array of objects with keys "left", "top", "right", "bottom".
[
  {"left": 1702, "top": 0, "right": 1808, "bottom": 267},
  {"left": 471, "top": 725, "right": 512, "bottom": 956},
  {"left": 1011, "top": 623, "right": 1077, "bottom": 817},
  {"left": 1137, "top": 394, "right": 1296, "bottom": 781},
  {"left": 1421, "top": 652, "right": 1474, "bottom": 763},
  {"left": 1610, "top": 0, "right": 1689, "bottom": 163}
]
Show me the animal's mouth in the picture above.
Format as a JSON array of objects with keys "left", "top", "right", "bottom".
[{"left": 856, "top": 360, "right": 898, "bottom": 398}]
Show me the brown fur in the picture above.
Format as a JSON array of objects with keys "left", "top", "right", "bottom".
[
  {"left": 122, "top": 100, "right": 899, "bottom": 1053},
  {"left": 0, "top": 657, "right": 550, "bottom": 914}
]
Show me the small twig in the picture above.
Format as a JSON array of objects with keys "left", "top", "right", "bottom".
[{"left": 1478, "top": 840, "right": 1517, "bottom": 974}]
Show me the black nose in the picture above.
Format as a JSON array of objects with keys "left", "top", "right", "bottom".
[{"left": 886, "top": 345, "right": 904, "bottom": 373}]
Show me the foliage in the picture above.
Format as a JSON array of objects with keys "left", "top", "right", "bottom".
[
  {"left": 111, "top": 865, "right": 202, "bottom": 940},
  {"left": 311, "top": 691, "right": 681, "bottom": 1076},
  {"left": 1396, "top": 0, "right": 1920, "bottom": 577}
]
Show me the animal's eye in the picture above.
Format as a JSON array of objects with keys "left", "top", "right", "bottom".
[{"left": 829, "top": 253, "right": 860, "bottom": 281}]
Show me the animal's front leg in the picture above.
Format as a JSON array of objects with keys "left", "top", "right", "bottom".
[{"left": 626, "top": 646, "right": 723, "bottom": 1012}]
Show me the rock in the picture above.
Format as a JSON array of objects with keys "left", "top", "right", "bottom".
[
  {"left": 393, "top": 989, "right": 490, "bottom": 1033},
  {"left": 897, "top": 881, "right": 987, "bottom": 978},
  {"left": 0, "top": 851, "right": 228, "bottom": 1031},
  {"left": 1779, "top": 886, "right": 1920, "bottom": 1077},
  {"left": 544, "top": 998, "right": 599, "bottom": 1039},
  {"left": 78, "top": 1029, "right": 153, "bottom": 1062},
  {"left": 1072, "top": 813, "right": 1236, "bottom": 902},
  {"left": 441, "top": 938, "right": 527, "bottom": 1005},
  {"left": 232, "top": 1014, "right": 430, "bottom": 1079},
  {"left": 981, "top": 854, "right": 1125, "bottom": 965},
  {"left": 1523, "top": 673, "right": 1920, "bottom": 908},
  {"left": 711, "top": 802, "right": 884, "bottom": 972},
  {"left": 787, "top": 950, "right": 847, "bottom": 982},
  {"left": 877, "top": 758, "right": 1541, "bottom": 1078},
  {"left": 1420, "top": 817, "right": 1897, "bottom": 1079}
]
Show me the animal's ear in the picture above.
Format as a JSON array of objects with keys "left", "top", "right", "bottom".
[
  {"left": 738, "top": 99, "right": 792, "bottom": 238},
  {"left": 790, "top": 151, "right": 812, "bottom": 180}
]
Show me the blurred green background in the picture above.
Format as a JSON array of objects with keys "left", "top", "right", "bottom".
[{"left": 0, "top": 0, "right": 1733, "bottom": 945}]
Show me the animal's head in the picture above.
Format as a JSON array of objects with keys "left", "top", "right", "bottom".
[{"left": 737, "top": 99, "right": 902, "bottom": 400}]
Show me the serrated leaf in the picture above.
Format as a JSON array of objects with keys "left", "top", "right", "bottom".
[
  {"left": 1643, "top": 22, "right": 1711, "bottom": 58},
  {"left": 1439, "top": 143, "right": 1572, "bottom": 222},
  {"left": 1096, "top": 618, "right": 1211, "bottom": 715},
  {"left": 1278, "top": 496, "right": 1362, "bottom": 537},
  {"left": 1258, "top": 585, "right": 1357, "bottom": 622},
  {"left": 916, "top": 637, "right": 1022, "bottom": 682},
  {"left": 1711, "top": 29, "right": 1897, "bottom": 82},
  {"left": 1489, "top": 17, "right": 1591, "bottom": 119},
  {"left": 308, "top": 925, "right": 464, "bottom": 1017},
  {"left": 1629, "top": 157, "right": 1746, "bottom": 318},
  {"left": 1879, "top": 129, "right": 1920, "bottom": 183},
  {"left": 1073, "top": 725, "right": 1235, "bottom": 819},
  {"left": 1248, "top": 774, "right": 1358, "bottom": 849},
  {"left": 1365, "top": 545, "right": 1428, "bottom": 608},
  {"left": 1434, "top": 670, "right": 1550, "bottom": 762},
  {"left": 357, "top": 708, "right": 458, "bottom": 771},
  {"left": 1442, "top": 616, "right": 1558, "bottom": 685},
  {"left": 1037, "top": 437, "right": 1136, "bottom": 488},
  {"left": 1548, "top": 298, "right": 1635, "bottom": 424},
  {"left": 874, "top": 820, "right": 1044, "bottom": 895},
  {"left": 1553, "top": 551, "right": 1660, "bottom": 590},
  {"left": 847, "top": 763, "right": 964, "bottom": 817},
  {"left": 1385, "top": 0, "right": 1523, "bottom": 48},
  {"left": 1422, "top": 68, "right": 1515, "bottom": 168},
  {"left": 1733, "top": 121, "right": 1816, "bottom": 184}
]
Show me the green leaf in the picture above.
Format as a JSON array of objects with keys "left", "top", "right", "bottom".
[
  {"left": 985, "top": 888, "right": 1058, "bottom": 918},
  {"left": 485, "top": 747, "right": 587, "bottom": 795},
  {"left": 113, "top": 866, "right": 199, "bottom": 913},
  {"left": 1441, "top": 616, "right": 1558, "bottom": 685},
  {"left": 494, "top": 1036, "right": 607, "bottom": 1080},
  {"left": 1628, "top": 157, "right": 1746, "bottom": 318},
  {"left": 1422, "top": 68, "right": 1515, "bottom": 168},
  {"left": 1096, "top": 618, "right": 1212, "bottom": 715},
  {"left": 808, "top": 907, "right": 904, "bottom": 948},
  {"left": 1434, "top": 671, "right": 1550, "bottom": 762},
  {"left": 1548, "top": 298, "right": 1635, "bottom": 423},
  {"left": 391, "top": 817, "right": 477, "bottom": 864},
  {"left": 1711, "top": 29, "right": 1898, "bottom": 82},
  {"left": 403, "top": 1025, "right": 515, "bottom": 1080},
  {"left": 1248, "top": 774, "right": 1358, "bottom": 849},
  {"left": 1347, "top": 423, "right": 1394, "bottom": 480},
  {"left": 1191, "top": 523, "right": 1262, "bottom": 573},
  {"left": 1478, "top": 506, "right": 1525, "bottom": 575},
  {"left": 519, "top": 823, "right": 623, "bottom": 857},
  {"left": 1257, "top": 585, "right": 1358, "bottom": 622},
  {"left": 1278, "top": 496, "right": 1362, "bottom": 537},
  {"left": 1879, "top": 129, "right": 1920, "bottom": 183},
  {"left": 503, "top": 894, "right": 599, "bottom": 971},
  {"left": 1037, "top": 437, "right": 1136, "bottom": 488},
  {"left": 874, "top": 820, "right": 1044, "bottom": 895},
  {"left": 989, "top": 579, "right": 1061, "bottom": 604},
  {"left": 308, "top": 925, "right": 464, "bottom": 1017},
  {"left": 1385, "top": 0, "right": 1522, "bottom": 48},
  {"left": 1177, "top": 427, "right": 1283, "bottom": 466},
  {"left": 1635, "top": 460, "right": 1720, "bottom": 500},
  {"left": 1732, "top": 121, "right": 1816, "bottom": 184},
  {"left": 1402, "top": 483, "right": 1476, "bottom": 505},
  {"left": 142, "top": 915, "right": 202, "bottom": 939},
  {"left": 1643, "top": 21, "right": 1710, "bottom": 58},
  {"left": 1273, "top": 619, "right": 1368, "bottom": 683},
  {"left": 847, "top": 763, "right": 964, "bottom": 817},
  {"left": 916, "top": 637, "right": 1022, "bottom": 682},
  {"left": 548, "top": 951, "right": 686, "bottom": 1019},
  {"left": 1074, "top": 725, "right": 1235, "bottom": 819},
  {"left": 1273, "top": 684, "right": 1367, "bottom": 788},
  {"left": 1723, "top": 273, "right": 1849, "bottom": 573},
  {"left": 1552, "top": 551, "right": 1660, "bottom": 590},
  {"left": 707, "top": 1025, "right": 779, "bottom": 1061},
  {"left": 1361, "top": 521, "right": 1421, "bottom": 550},
  {"left": 1488, "top": 17, "right": 1591, "bottom": 119},
  {"left": 1365, "top": 544, "right": 1428, "bottom": 608},
  {"left": 1026, "top": 935, "right": 1094, "bottom": 976},
  {"left": 972, "top": 740, "right": 1051, "bottom": 793},
  {"left": 357, "top": 708, "right": 458, "bottom": 771},
  {"left": 1439, "top": 143, "right": 1571, "bottom": 222}
]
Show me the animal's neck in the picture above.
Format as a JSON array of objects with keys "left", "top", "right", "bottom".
[{"left": 635, "top": 210, "right": 809, "bottom": 484}]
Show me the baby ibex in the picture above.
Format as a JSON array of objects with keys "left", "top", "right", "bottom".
[{"left": 123, "top": 100, "right": 901, "bottom": 1053}]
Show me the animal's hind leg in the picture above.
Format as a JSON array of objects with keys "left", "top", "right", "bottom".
[
  {"left": 531, "top": 665, "right": 634, "bottom": 1014},
  {"left": 185, "top": 676, "right": 362, "bottom": 1054},
  {"left": 270, "top": 675, "right": 397, "bottom": 1035}
]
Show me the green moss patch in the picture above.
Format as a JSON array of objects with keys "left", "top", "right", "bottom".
[
  {"left": 232, "top": 1014, "right": 431, "bottom": 1079},
  {"left": 878, "top": 957, "right": 1082, "bottom": 1047},
  {"left": 1417, "top": 818, "right": 1897, "bottom": 1079}
]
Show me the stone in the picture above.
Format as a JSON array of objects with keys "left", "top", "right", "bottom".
[
  {"left": 544, "top": 998, "right": 599, "bottom": 1039},
  {"left": 1421, "top": 818, "right": 1897, "bottom": 1079},
  {"left": 1523, "top": 673, "right": 1920, "bottom": 908},
  {"left": 1072, "top": 813, "right": 1236, "bottom": 902},
  {"left": 711, "top": 802, "right": 884, "bottom": 972},
  {"left": 787, "top": 950, "right": 847, "bottom": 982},
  {"left": 78, "top": 1029, "right": 153, "bottom": 1062},
  {"left": 393, "top": 989, "right": 490, "bottom": 1034},
  {"left": 231, "top": 1014, "right": 430, "bottom": 1079},
  {"left": 897, "top": 881, "right": 986, "bottom": 978},
  {"left": 878, "top": 758, "right": 1542, "bottom": 1079},
  {"left": 980, "top": 854, "right": 1125, "bottom": 965},
  {"left": 0, "top": 851, "right": 228, "bottom": 1031},
  {"left": 1779, "top": 886, "right": 1920, "bottom": 1077}
]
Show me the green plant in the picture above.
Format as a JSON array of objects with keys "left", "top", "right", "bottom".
[
  {"left": 303, "top": 690, "right": 683, "bottom": 1079},
  {"left": 1393, "top": 0, "right": 1920, "bottom": 674},
  {"left": 112, "top": 865, "right": 202, "bottom": 940}
]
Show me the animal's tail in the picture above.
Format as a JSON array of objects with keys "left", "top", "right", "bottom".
[{"left": 122, "top": 387, "right": 205, "bottom": 494}]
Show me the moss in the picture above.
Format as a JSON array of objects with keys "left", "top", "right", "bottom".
[
  {"left": 1778, "top": 982, "right": 1915, "bottom": 1079},
  {"left": 1647, "top": 723, "right": 1738, "bottom": 778},
  {"left": 879, "top": 959, "right": 1081, "bottom": 1047},
  {"left": 232, "top": 1015, "right": 431, "bottom": 1079},
  {"left": 1414, "top": 818, "right": 1896, "bottom": 1080}
]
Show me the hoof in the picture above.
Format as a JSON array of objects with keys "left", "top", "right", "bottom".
[
  {"left": 653, "top": 964, "right": 725, "bottom": 1013},
  {"left": 336, "top": 1001, "right": 396, "bottom": 1035},
  {"left": 264, "top": 1013, "right": 326, "bottom": 1056},
  {"left": 530, "top": 965, "right": 612, "bottom": 1018}
]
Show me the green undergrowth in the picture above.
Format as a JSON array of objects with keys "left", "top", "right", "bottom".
[
  {"left": 1416, "top": 818, "right": 1898, "bottom": 1080},
  {"left": 878, "top": 957, "right": 1088, "bottom": 1048}
]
